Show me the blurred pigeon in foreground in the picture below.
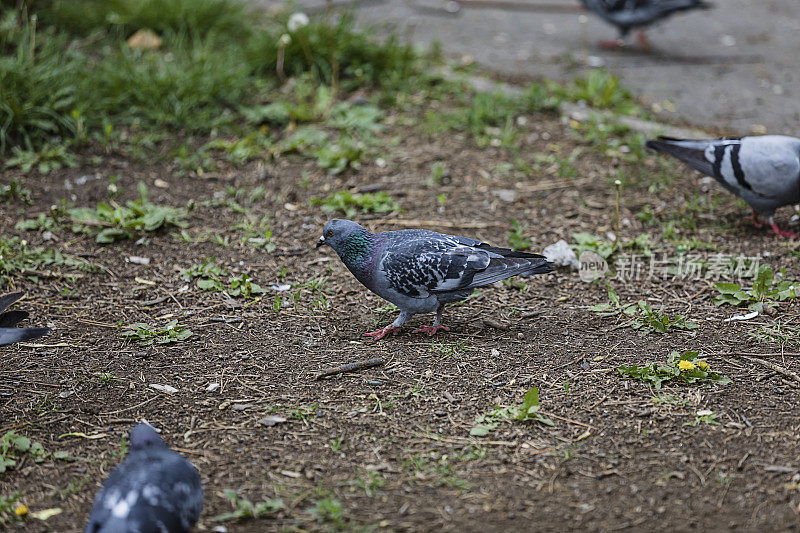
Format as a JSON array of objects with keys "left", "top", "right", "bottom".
[
  {"left": 85, "top": 424, "right": 203, "bottom": 533},
  {"left": 646, "top": 135, "right": 800, "bottom": 238},
  {"left": 0, "top": 292, "right": 50, "bottom": 346},
  {"left": 317, "top": 219, "right": 552, "bottom": 339},
  {"left": 580, "top": 0, "right": 711, "bottom": 50}
]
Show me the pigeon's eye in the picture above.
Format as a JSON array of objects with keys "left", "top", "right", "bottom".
[{"left": 326, "top": 230, "right": 333, "bottom": 237}]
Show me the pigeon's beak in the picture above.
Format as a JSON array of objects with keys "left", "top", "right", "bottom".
[{"left": 316, "top": 235, "right": 327, "bottom": 248}]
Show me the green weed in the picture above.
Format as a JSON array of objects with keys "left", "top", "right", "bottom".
[
  {"left": 311, "top": 190, "right": 400, "bottom": 217},
  {"left": 0, "top": 235, "right": 97, "bottom": 286},
  {"left": 590, "top": 285, "right": 697, "bottom": 334},
  {"left": 471, "top": 387, "right": 554, "bottom": 436},
  {"left": 714, "top": 264, "right": 797, "bottom": 313},
  {"left": 212, "top": 489, "right": 283, "bottom": 522},
  {"left": 67, "top": 182, "right": 188, "bottom": 243},
  {"left": 507, "top": 219, "right": 531, "bottom": 251},
  {"left": 122, "top": 320, "right": 193, "bottom": 346},
  {"left": 617, "top": 351, "right": 730, "bottom": 389},
  {"left": 0, "top": 179, "right": 32, "bottom": 203}
]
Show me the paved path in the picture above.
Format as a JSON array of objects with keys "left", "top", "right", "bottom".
[{"left": 254, "top": 0, "right": 800, "bottom": 135}]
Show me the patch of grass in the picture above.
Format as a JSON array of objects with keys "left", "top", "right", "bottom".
[
  {"left": 340, "top": 470, "right": 385, "bottom": 497},
  {"left": 683, "top": 410, "right": 720, "bottom": 427},
  {"left": 308, "top": 494, "right": 346, "bottom": 529},
  {"left": 617, "top": 351, "right": 730, "bottom": 389},
  {"left": 0, "top": 179, "right": 31, "bottom": 203},
  {"left": 552, "top": 69, "right": 639, "bottom": 115},
  {"left": 5, "top": 143, "right": 78, "bottom": 174},
  {"left": 714, "top": 264, "right": 797, "bottom": 313},
  {"left": 0, "top": 235, "right": 97, "bottom": 286},
  {"left": 67, "top": 182, "right": 188, "bottom": 243},
  {"left": 15, "top": 213, "right": 61, "bottom": 232},
  {"left": 749, "top": 324, "right": 800, "bottom": 346},
  {"left": 507, "top": 219, "right": 531, "bottom": 251},
  {"left": 311, "top": 190, "right": 400, "bottom": 217},
  {"left": 590, "top": 285, "right": 698, "bottom": 334},
  {"left": 122, "top": 320, "right": 193, "bottom": 346},
  {"left": 572, "top": 232, "right": 615, "bottom": 260},
  {"left": 0, "top": 431, "right": 68, "bottom": 474},
  {"left": 471, "top": 387, "right": 554, "bottom": 436},
  {"left": 183, "top": 257, "right": 265, "bottom": 297},
  {"left": 212, "top": 489, "right": 283, "bottom": 523},
  {"left": 431, "top": 339, "right": 471, "bottom": 357},
  {"left": 424, "top": 84, "right": 560, "bottom": 145}
]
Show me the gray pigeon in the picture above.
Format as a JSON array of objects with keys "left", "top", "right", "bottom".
[
  {"left": 646, "top": 135, "right": 800, "bottom": 237},
  {"left": 580, "top": 0, "right": 711, "bottom": 49},
  {"left": 0, "top": 292, "right": 50, "bottom": 346},
  {"left": 317, "top": 219, "right": 552, "bottom": 339},
  {"left": 85, "top": 424, "right": 203, "bottom": 533}
]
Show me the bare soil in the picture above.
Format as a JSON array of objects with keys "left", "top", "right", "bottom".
[{"left": 3, "top": 103, "right": 800, "bottom": 532}]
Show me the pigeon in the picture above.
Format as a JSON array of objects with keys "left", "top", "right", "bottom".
[
  {"left": 317, "top": 219, "right": 553, "bottom": 339},
  {"left": 645, "top": 135, "right": 800, "bottom": 238},
  {"left": 580, "top": 0, "right": 712, "bottom": 50},
  {"left": 85, "top": 423, "right": 203, "bottom": 533},
  {"left": 0, "top": 292, "right": 50, "bottom": 346}
]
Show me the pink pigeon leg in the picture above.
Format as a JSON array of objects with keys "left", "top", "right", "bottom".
[
  {"left": 363, "top": 323, "right": 400, "bottom": 340},
  {"left": 412, "top": 324, "right": 450, "bottom": 336},
  {"left": 599, "top": 38, "right": 624, "bottom": 50},
  {"left": 769, "top": 220, "right": 799, "bottom": 239},
  {"left": 636, "top": 30, "right": 651, "bottom": 52},
  {"left": 751, "top": 209, "right": 765, "bottom": 228}
]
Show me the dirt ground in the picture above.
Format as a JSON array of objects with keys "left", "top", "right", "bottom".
[{"left": 3, "top": 99, "right": 800, "bottom": 532}]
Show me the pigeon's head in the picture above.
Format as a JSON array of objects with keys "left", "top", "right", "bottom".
[
  {"left": 316, "top": 219, "right": 369, "bottom": 254},
  {"left": 129, "top": 423, "right": 168, "bottom": 451}
]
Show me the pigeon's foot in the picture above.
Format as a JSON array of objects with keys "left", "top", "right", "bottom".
[
  {"left": 769, "top": 221, "right": 799, "bottom": 239},
  {"left": 598, "top": 39, "right": 624, "bottom": 50},
  {"left": 636, "top": 30, "right": 651, "bottom": 52},
  {"left": 412, "top": 324, "right": 450, "bottom": 336},
  {"left": 751, "top": 210, "right": 765, "bottom": 229},
  {"left": 363, "top": 324, "right": 400, "bottom": 340}
]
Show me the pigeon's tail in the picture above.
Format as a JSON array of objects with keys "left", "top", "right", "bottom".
[
  {"left": 0, "top": 327, "right": 50, "bottom": 346},
  {"left": 467, "top": 252, "right": 553, "bottom": 288},
  {"left": 655, "top": 0, "right": 712, "bottom": 15},
  {"left": 646, "top": 136, "right": 718, "bottom": 176}
]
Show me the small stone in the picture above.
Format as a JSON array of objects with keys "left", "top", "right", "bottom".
[
  {"left": 127, "top": 256, "right": 151, "bottom": 265},
  {"left": 149, "top": 384, "right": 178, "bottom": 394},
  {"left": 206, "top": 383, "right": 220, "bottom": 392},
  {"left": 258, "top": 416, "right": 287, "bottom": 427},
  {"left": 232, "top": 403, "right": 254, "bottom": 411},
  {"left": 59, "top": 391, "right": 74, "bottom": 399}
]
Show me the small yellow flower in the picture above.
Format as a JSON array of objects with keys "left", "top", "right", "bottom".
[
  {"left": 678, "top": 360, "right": 696, "bottom": 371},
  {"left": 14, "top": 505, "right": 28, "bottom": 517},
  {"left": 696, "top": 360, "right": 710, "bottom": 371}
]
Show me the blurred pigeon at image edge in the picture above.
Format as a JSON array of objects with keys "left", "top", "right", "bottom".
[
  {"left": 317, "top": 219, "right": 553, "bottom": 339},
  {"left": 0, "top": 292, "right": 50, "bottom": 346},
  {"left": 646, "top": 135, "right": 800, "bottom": 237},
  {"left": 85, "top": 423, "right": 203, "bottom": 533},
  {"left": 580, "top": 0, "right": 712, "bottom": 49}
]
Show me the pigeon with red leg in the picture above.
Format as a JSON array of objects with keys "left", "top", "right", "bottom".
[
  {"left": 580, "top": 0, "right": 712, "bottom": 51},
  {"left": 85, "top": 423, "right": 203, "bottom": 533},
  {"left": 317, "top": 219, "right": 553, "bottom": 339},
  {"left": 0, "top": 292, "right": 50, "bottom": 346},
  {"left": 646, "top": 135, "right": 800, "bottom": 238}
]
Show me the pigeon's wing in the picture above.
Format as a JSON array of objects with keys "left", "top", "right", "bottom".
[
  {"left": 380, "top": 239, "right": 490, "bottom": 298},
  {"left": 0, "top": 327, "right": 50, "bottom": 346},
  {"left": 380, "top": 236, "right": 550, "bottom": 298},
  {"left": 647, "top": 136, "right": 800, "bottom": 199},
  {"left": 0, "top": 311, "right": 27, "bottom": 328},
  {"left": 86, "top": 450, "right": 202, "bottom": 533},
  {"left": 0, "top": 293, "right": 24, "bottom": 315}
]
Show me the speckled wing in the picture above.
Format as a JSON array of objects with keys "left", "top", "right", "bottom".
[
  {"left": 379, "top": 235, "right": 551, "bottom": 299},
  {"left": 380, "top": 238, "right": 491, "bottom": 299},
  {"left": 85, "top": 449, "right": 203, "bottom": 533}
]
